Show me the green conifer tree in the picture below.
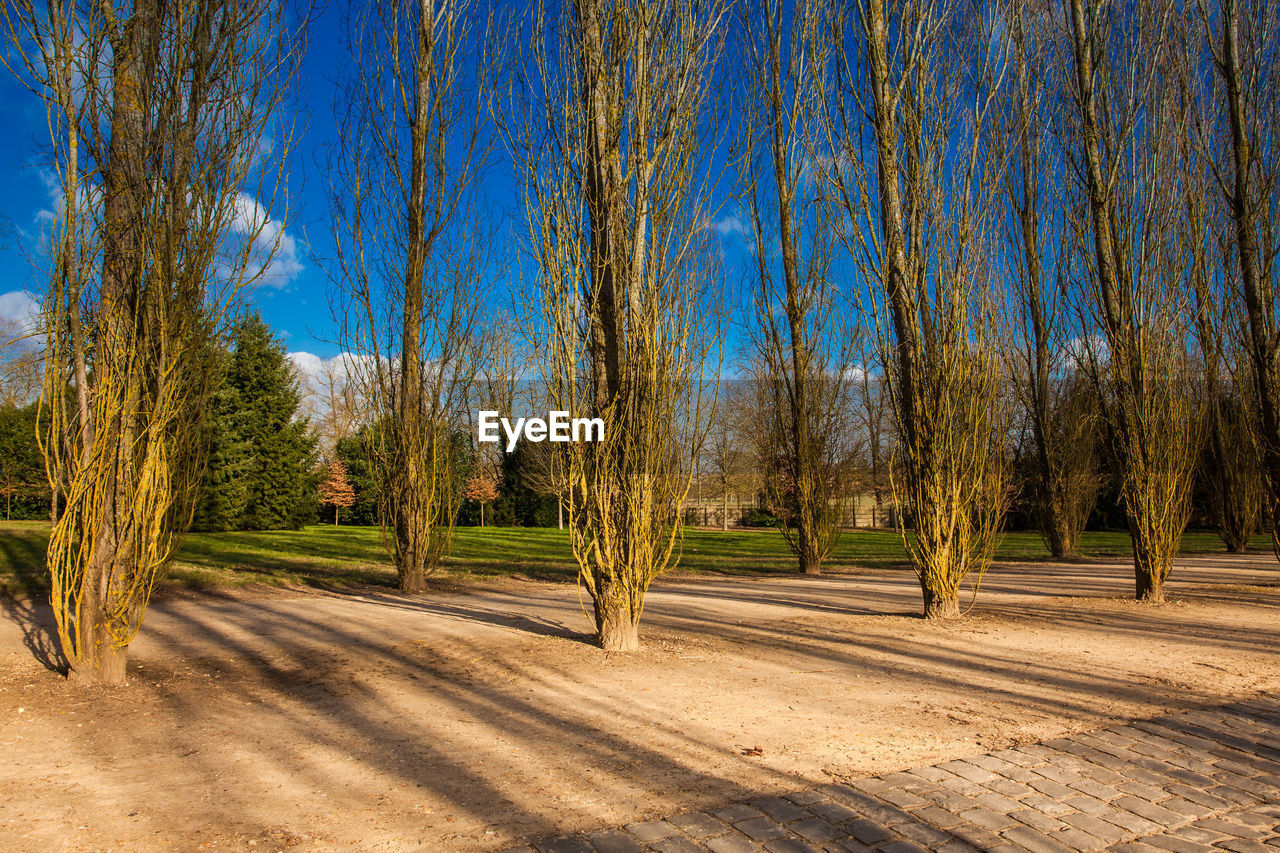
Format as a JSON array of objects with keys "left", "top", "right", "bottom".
[
  {"left": 195, "top": 314, "right": 318, "bottom": 530},
  {"left": 192, "top": 351, "right": 251, "bottom": 531},
  {"left": 0, "top": 404, "right": 47, "bottom": 521}
]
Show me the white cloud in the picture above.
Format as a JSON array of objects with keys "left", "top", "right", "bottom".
[
  {"left": 34, "top": 170, "right": 60, "bottom": 225},
  {"left": 714, "top": 215, "right": 749, "bottom": 240},
  {"left": 0, "top": 290, "right": 39, "bottom": 333},
  {"left": 288, "top": 350, "right": 378, "bottom": 390},
  {"left": 254, "top": 136, "right": 276, "bottom": 166},
  {"left": 228, "top": 192, "right": 304, "bottom": 289},
  {"left": 288, "top": 350, "right": 326, "bottom": 380},
  {"left": 27, "top": 170, "right": 91, "bottom": 254},
  {"left": 1066, "top": 334, "right": 1109, "bottom": 365},
  {"left": 288, "top": 350, "right": 380, "bottom": 427}
]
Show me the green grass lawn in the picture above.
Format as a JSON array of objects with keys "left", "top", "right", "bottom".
[{"left": 0, "top": 520, "right": 1271, "bottom": 598}]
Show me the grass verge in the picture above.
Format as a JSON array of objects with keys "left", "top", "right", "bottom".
[{"left": 0, "top": 521, "right": 1270, "bottom": 598}]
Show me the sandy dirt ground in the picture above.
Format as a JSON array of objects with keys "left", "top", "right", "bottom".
[{"left": 0, "top": 554, "right": 1277, "bottom": 852}]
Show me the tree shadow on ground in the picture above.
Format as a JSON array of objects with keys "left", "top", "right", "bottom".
[
  {"left": 114, "top": 589, "right": 808, "bottom": 845},
  {"left": 51, "top": 580, "right": 1280, "bottom": 847},
  {"left": 349, "top": 590, "right": 592, "bottom": 641},
  {"left": 1, "top": 550, "right": 1277, "bottom": 848},
  {"left": 526, "top": 695, "right": 1280, "bottom": 853},
  {"left": 0, "top": 529, "right": 65, "bottom": 673}
]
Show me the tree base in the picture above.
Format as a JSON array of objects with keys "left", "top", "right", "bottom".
[
  {"left": 70, "top": 642, "right": 128, "bottom": 686},
  {"left": 1135, "top": 582, "right": 1165, "bottom": 604},
  {"left": 399, "top": 577, "right": 428, "bottom": 595},
  {"left": 1135, "top": 563, "right": 1166, "bottom": 604},
  {"left": 596, "top": 608, "right": 640, "bottom": 652},
  {"left": 398, "top": 560, "right": 428, "bottom": 594},
  {"left": 923, "top": 595, "right": 961, "bottom": 620}
]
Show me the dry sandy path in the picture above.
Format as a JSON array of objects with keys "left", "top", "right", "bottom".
[{"left": 0, "top": 554, "right": 1277, "bottom": 851}]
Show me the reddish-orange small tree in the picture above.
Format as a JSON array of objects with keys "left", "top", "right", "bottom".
[
  {"left": 464, "top": 473, "right": 499, "bottom": 527},
  {"left": 318, "top": 461, "right": 356, "bottom": 526}
]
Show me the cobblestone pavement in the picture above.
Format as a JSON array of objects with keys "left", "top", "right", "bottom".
[{"left": 504, "top": 696, "right": 1280, "bottom": 853}]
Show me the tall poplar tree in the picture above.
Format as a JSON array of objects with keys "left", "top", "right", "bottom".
[
  {"left": 508, "top": 0, "right": 727, "bottom": 649},
  {"left": 328, "top": 0, "right": 492, "bottom": 593},
  {"left": 5, "top": 0, "right": 302, "bottom": 681}
]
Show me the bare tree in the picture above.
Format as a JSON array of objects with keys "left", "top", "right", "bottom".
[
  {"left": 297, "top": 354, "right": 371, "bottom": 456},
  {"left": 4, "top": 0, "right": 301, "bottom": 681},
  {"left": 850, "top": 359, "right": 892, "bottom": 527},
  {"left": 737, "top": 0, "right": 853, "bottom": 574},
  {"left": 499, "top": 364, "right": 572, "bottom": 529},
  {"left": 0, "top": 317, "right": 42, "bottom": 407},
  {"left": 1062, "top": 0, "right": 1201, "bottom": 602},
  {"left": 466, "top": 314, "right": 523, "bottom": 525},
  {"left": 502, "top": 0, "right": 726, "bottom": 650},
  {"left": 328, "top": 0, "right": 494, "bottom": 592},
  {"left": 700, "top": 380, "right": 755, "bottom": 530},
  {"left": 993, "top": 0, "right": 1098, "bottom": 558},
  {"left": 1192, "top": 0, "right": 1280, "bottom": 557},
  {"left": 1181, "top": 114, "right": 1263, "bottom": 553},
  {"left": 1199, "top": 366, "right": 1264, "bottom": 552},
  {"left": 518, "top": 436, "right": 569, "bottom": 529},
  {"left": 819, "top": 0, "right": 1011, "bottom": 618}
]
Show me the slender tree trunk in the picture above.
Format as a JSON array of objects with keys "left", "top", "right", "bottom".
[
  {"left": 518, "top": 0, "right": 719, "bottom": 651},
  {"left": 746, "top": 0, "right": 836, "bottom": 578},
  {"left": 1066, "top": 0, "right": 1185, "bottom": 599},
  {"left": 1014, "top": 80, "right": 1076, "bottom": 559},
  {"left": 863, "top": 0, "right": 945, "bottom": 615},
  {"left": 389, "top": 0, "right": 437, "bottom": 597},
  {"left": 1208, "top": 414, "right": 1239, "bottom": 548},
  {"left": 66, "top": 0, "right": 155, "bottom": 686},
  {"left": 1203, "top": 385, "right": 1259, "bottom": 553}
]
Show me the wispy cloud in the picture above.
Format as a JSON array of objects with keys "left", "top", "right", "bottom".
[
  {"left": 714, "top": 214, "right": 749, "bottom": 241},
  {"left": 1066, "top": 334, "right": 1109, "bottom": 365}
]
